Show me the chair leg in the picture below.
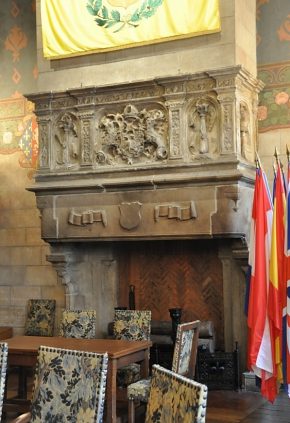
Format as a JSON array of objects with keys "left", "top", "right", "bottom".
[
  {"left": 128, "top": 398, "right": 135, "bottom": 423},
  {"left": 18, "top": 367, "right": 27, "bottom": 399}
]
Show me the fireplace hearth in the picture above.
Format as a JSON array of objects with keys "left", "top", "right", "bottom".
[{"left": 26, "top": 65, "right": 262, "bottom": 372}]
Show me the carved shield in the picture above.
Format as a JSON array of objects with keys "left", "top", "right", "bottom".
[{"left": 119, "top": 202, "right": 142, "bottom": 230}]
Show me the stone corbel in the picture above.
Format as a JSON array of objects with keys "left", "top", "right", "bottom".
[
  {"left": 46, "top": 252, "right": 84, "bottom": 309},
  {"left": 224, "top": 187, "right": 240, "bottom": 212}
]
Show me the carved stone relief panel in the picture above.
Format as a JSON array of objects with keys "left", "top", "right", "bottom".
[
  {"left": 53, "top": 111, "right": 80, "bottom": 170},
  {"left": 79, "top": 113, "right": 94, "bottom": 166},
  {"left": 94, "top": 103, "right": 168, "bottom": 166},
  {"left": 28, "top": 66, "right": 263, "bottom": 179},
  {"left": 239, "top": 101, "right": 254, "bottom": 163},
  {"left": 218, "top": 96, "right": 235, "bottom": 154},
  {"left": 188, "top": 96, "right": 219, "bottom": 159},
  {"left": 38, "top": 119, "right": 50, "bottom": 169}
]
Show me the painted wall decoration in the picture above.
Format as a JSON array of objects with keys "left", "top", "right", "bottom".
[
  {"left": 258, "top": 62, "right": 290, "bottom": 132},
  {"left": 0, "top": 0, "right": 38, "bottom": 174},
  {"left": 257, "top": 0, "right": 290, "bottom": 133},
  {"left": 256, "top": 0, "right": 290, "bottom": 65}
]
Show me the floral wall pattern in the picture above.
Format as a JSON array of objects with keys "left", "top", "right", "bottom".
[
  {"left": 257, "top": 0, "right": 290, "bottom": 132},
  {"left": 0, "top": 0, "right": 38, "bottom": 174}
]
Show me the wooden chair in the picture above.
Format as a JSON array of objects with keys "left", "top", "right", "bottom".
[
  {"left": 113, "top": 310, "right": 151, "bottom": 387},
  {"left": 59, "top": 309, "right": 97, "bottom": 339},
  {"left": 10, "top": 345, "right": 108, "bottom": 423},
  {"left": 24, "top": 299, "right": 56, "bottom": 337},
  {"left": 11, "top": 299, "right": 56, "bottom": 401},
  {"left": 145, "top": 364, "right": 208, "bottom": 423},
  {"left": 127, "top": 320, "right": 200, "bottom": 423},
  {"left": 0, "top": 342, "right": 8, "bottom": 421}
]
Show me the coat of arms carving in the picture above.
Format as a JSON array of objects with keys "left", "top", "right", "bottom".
[
  {"left": 119, "top": 202, "right": 142, "bottom": 230},
  {"left": 96, "top": 104, "right": 168, "bottom": 166}
]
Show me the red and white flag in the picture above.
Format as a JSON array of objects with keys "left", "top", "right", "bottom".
[
  {"left": 247, "top": 166, "right": 276, "bottom": 402},
  {"left": 283, "top": 157, "right": 290, "bottom": 396}
]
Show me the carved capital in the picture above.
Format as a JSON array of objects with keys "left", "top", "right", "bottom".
[{"left": 46, "top": 251, "right": 85, "bottom": 309}]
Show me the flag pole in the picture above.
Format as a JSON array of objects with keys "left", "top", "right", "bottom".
[
  {"left": 286, "top": 145, "right": 290, "bottom": 163},
  {"left": 256, "top": 151, "right": 262, "bottom": 169}
]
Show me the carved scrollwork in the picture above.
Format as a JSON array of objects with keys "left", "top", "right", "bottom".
[
  {"left": 68, "top": 209, "right": 107, "bottom": 226},
  {"left": 95, "top": 104, "right": 168, "bottom": 165},
  {"left": 53, "top": 112, "right": 80, "bottom": 168},
  {"left": 154, "top": 201, "right": 197, "bottom": 221},
  {"left": 38, "top": 121, "right": 50, "bottom": 168}
]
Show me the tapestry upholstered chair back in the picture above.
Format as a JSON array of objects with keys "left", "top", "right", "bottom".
[
  {"left": 59, "top": 309, "right": 97, "bottom": 339},
  {"left": 171, "top": 320, "right": 200, "bottom": 378},
  {"left": 113, "top": 310, "right": 151, "bottom": 341},
  {"left": 113, "top": 310, "right": 151, "bottom": 387},
  {"left": 0, "top": 342, "right": 8, "bottom": 421},
  {"left": 145, "top": 364, "right": 208, "bottom": 423},
  {"left": 127, "top": 320, "right": 200, "bottom": 423},
  {"left": 11, "top": 346, "right": 109, "bottom": 423},
  {"left": 24, "top": 299, "right": 56, "bottom": 336}
]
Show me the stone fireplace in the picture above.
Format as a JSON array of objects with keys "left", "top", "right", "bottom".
[{"left": 26, "top": 65, "right": 262, "bottom": 371}]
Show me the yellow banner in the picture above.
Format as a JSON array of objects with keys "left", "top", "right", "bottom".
[{"left": 41, "top": 0, "right": 221, "bottom": 59}]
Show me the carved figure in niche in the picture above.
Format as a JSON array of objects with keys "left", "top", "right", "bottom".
[
  {"left": 96, "top": 104, "right": 168, "bottom": 165},
  {"left": 54, "top": 112, "right": 79, "bottom": 167},
  {"left": 189, "top": 99, "right": 218, "bottom": 157},
  {"left": 240, "top": 102, "right": 254, "bottom": 162}
]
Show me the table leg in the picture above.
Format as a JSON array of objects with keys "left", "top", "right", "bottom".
[{"left": 106, "top": 358, "right": 117, "bottom": 423}]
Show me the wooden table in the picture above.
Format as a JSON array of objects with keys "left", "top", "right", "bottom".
[
  {"left": 0, "top": 326, "right": 13, "bottom": 340},
  {"left": 4, "top": 335, "right": 151, "bottom": 423}
]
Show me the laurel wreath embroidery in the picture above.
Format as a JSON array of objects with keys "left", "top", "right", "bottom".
[{"left": 86, "top": 0, "right": 164, "bottom": 33}]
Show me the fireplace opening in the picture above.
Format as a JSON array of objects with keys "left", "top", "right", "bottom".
[{"left": 117, "top": 239, "right": 224, "bottom": 350}]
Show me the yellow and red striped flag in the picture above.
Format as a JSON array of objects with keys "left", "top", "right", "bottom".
[{"left": 268, "top": 160, "right": 286, "bottom": 401}]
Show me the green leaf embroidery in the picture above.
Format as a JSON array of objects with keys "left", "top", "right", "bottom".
[{"left": 86, "top": 0, "right": 164, "bottom": 31}]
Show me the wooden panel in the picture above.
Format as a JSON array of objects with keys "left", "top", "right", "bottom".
[{"left": 118, "top": 240, "right": 224, "bottom": 349}]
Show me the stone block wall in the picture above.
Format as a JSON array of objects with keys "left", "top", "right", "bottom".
[
  {"left": 0, "top": 153, "right": 62, "bottom": 335},
  {"left": 0, "top": 0, "right": 60, "bottom": 335}
]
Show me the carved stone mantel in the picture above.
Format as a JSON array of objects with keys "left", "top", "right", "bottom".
[
  {"left": 25, "top": 66, "right": 262, "bottom": 365},
  {"left": 27, "top": 66, "right": 262, "bottom": 245}
]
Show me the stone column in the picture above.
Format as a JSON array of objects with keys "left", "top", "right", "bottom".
[{"left": 218, "top": 240, "right": 248, "bottom": 374}]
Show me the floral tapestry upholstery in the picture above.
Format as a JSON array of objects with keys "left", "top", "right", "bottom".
[
  {"left": 172, "top": 320, "right": 200, "bottom": 376},
  {"left": 114, "top": 310, "right": 151, "bottom": 387},
  {"left": 0, "top": 343, "right": 8, "bottom": 421},
  {"left": 127, "top": 320, "right": 200, "bottom": 423},
  {"left": 113, "top": 310, "right": 151, "bottom": 341},
  {"left": 59, "top": 310, "right": 97, "bottom": 339},
  {"left": 145, "top": 365, "right": 208, "bottom": 423},
  {"left": 24, "top": 299, "right": 56, "bottom": 337},
  {"left": 30, "top": 346, "right": 108, "bottom": 423},
  {"left": 127, "top": 377, "right": 151, "bottom": 402}
]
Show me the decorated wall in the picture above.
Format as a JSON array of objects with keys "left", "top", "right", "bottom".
[
  {"left": 0, "top": 0, "right": 290, "bottom": 336},
  {"left": 0, "top": 0, "right": 60, "bottom": 335},
  {"left": 257, "top": 0, "right": 290, "bottom": 185}
]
